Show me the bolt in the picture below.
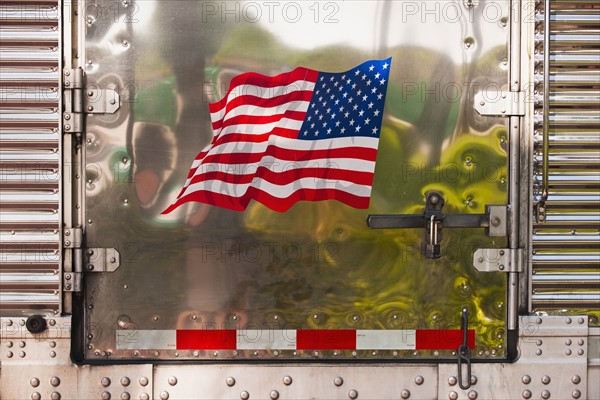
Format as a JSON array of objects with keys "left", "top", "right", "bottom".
[
  {"left": 449, "top": 391, "right": 458, "bottom": 400},
  {"left": 578, "top": 317, "right": 585, "bottom": 324},
  {"left": 522, "top": 390, "right": 532, "bottom": 399},
  {"left": 168, "top": 376, "right": 177, "bottom": 386},
  {"left": 30, "top": 378, "right": 40, "bottom": 387},
  {"left": 101, "top": 392, "right": 111, "bottom": 400},
  {"left": 121, "top": 393, "right": 130, "bottom": 400},
  {"left": 226, "top": 377, "right": 236, "bottom": 387},
  {"left": 348, "top": 389, "right": 358, "bottom": 400},
  {"left": 88, "top": 106, "right": 94, "bottom": 112},
  {"left": 270, "top": 390, "right": 279, "bottom": 400},
  {"left": 159, "top": 392, "right": 169, "bottom": 400},
  {"left": 139, "top": 377, "right": 148, "bottom": 387},
  {"left": 541, "top": 390, "right": 550, "bottom": 399},
  {"left": 572, "top": 375, "right": 581, "bottom": 384},
  {"left": 541, "top": 375, "right": 551, "bottom": 385},
  {"left": 448, "top": 376, "right": 457, "bottom": 386},
  {"left": 283, "top": 376, "right": 292, "bottom": 386},
  {"left": 572, "top": 389, "right": 581, "bottom": 399},
  {"left": 334, "top": 376, "right": 344, "bottom": 386},
  {"left": 468, "top": 390, "right": 478, "bottom": 400},
  {"left": 50, "top": 377, "right": 60, "bottom": 387},
  {"left": 414, "top": 376, "right": 424, "bottom": 385},
  {"left": 566, "top": 318, "right": 572, "bottom": 324},
  {"left": 240, "top": 391, "right": 249, "bottom": 400},
  {"left": 50, "top": 392, "right": 61, "bottom": 400},
  {"left": 522, "top": 375, "right": 531, "bottom": 384},
  {"left": 491, "top": 217, "right": 501, "bottom": 226},
  {"left": 65, "top": 124, "right": 71, "bottom": 131},
  {"left": 31, "top": 393, "right": 41, "bottom": 400},
  {"left": 401, "top": 389, "right": 411, "bottom": 399}
]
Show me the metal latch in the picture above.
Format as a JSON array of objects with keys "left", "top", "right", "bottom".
[
  {"left": 474, "top": 90, "right": 526, "bottom": 117},
  {"left": 63, "top": 68, "right": 120, "bottom": 134},
  {"left": 85, "top": 248, "right": 121, "bottom": 272},
  {"left": 367, "top": 192, "right": 508, "bottom": 259},
  {"left": 473, "top": 248, "right": 524, "bottom": 273}
]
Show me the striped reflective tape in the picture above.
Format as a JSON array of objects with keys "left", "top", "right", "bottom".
[{"left": 116, "top": 329, "right": 475, "bottom": 351}]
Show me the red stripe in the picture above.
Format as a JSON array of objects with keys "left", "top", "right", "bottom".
[
  {"left": 210, "top": 68, "right": 319, "bottom": 113},
  {"left": 416, "top": 330, "right": 475, "bottom": 350},
  {"left": 213, "top": 109, "right": 307, "bottom": 133},
  {"left": 176, "top": 330, "right": 236, "bottom": 350},
  {"left": 296, "top": 330, "right": 356, "bottom": 350},
  {"left": 162, "top": 187, "right": 371, "bottom": 214},
  {"left": 212, "top": 91, "right": 314, "bottom": 130},
  {"left": 200, "top": 146, "right": 378, "bottom": 166},
  {"left": 187, "top": 167, "right": 376, "bottom": 188}
]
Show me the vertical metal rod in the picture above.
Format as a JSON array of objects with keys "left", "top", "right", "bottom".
[
  {"left": 507, "top": 0, "right": 523, "bottom": 331},
  {"left": 542, "top": 0, "right": 551, "bottom": 201}
]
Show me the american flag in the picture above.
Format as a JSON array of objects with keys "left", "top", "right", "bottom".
[{"left": 163, "top": 58, "right": 392, "bottom": 214}]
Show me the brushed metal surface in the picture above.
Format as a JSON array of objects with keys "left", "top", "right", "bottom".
[
  {"left": 83, "top": 0, "right": 510, "bottom": 360},
  {"left": 0, "top": 0, "right": 61, "bottom": 316}
]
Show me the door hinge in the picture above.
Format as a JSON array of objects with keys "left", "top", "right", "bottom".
[
  {"left": 62, "top": 68, "right": 120, "bottom": 134},
  {"left": 473, "top": 248, "right": 524, "bottom": 273},
  {"left": 63, "top": 228, "right": 82, "bottom": 249},
  {"left": 474, "top": 90, "right": 526, "bottom": 117},
  {"left": 63, "top": 272, "right": 82, "bottom": 292},
  {"left": 85, "top": 248, "right": 121, "bottom": 272}
]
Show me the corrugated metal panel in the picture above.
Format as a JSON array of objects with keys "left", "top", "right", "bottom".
[
  {"left": 532, "top": 0, "right": 600, "bottom": 313},
  {"left": 0, "top": 0, "right": 61, "bottom": 315}
]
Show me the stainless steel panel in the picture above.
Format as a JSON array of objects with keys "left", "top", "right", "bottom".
[
  {"left": 84, "top": 0, "right": 510, "bottom": 360},
  {"left": 533, "top": 0, "right": 600, "bottom": 320},
  {"left": 0, "top": 0, "right": 61, "bottom": 316}
]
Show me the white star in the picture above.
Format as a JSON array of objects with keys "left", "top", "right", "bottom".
[
  {"left": 334, "top": 81, "right": 339, "bottom": 87},
  {"left": 374, "top": 109, "right": 380, "bottom": 116},
  {"left": 372, "top": 127, "right": 378, "bottom": 134},
  {"left": 335, "top": 99, "right": 340, "bottom": 105},
  {"left": 380, "top": 79, "right": 386, "bottom": 85},
  {"left": 315, "top": 131, "right": 319, "bottom": 136},
  {"left": 341, "top": 74, "right": 346, "bottom": 80},
  {"left": 362, "top": 74, "right": 367, "bottom": 80},
  {"left": 368, "top": 102, "right": 374, "bottom": 109},
  {"left": 323, "top": 122, "right": 327, "bottom": 127},
  {"left": 319, "top": 115, "right": 323, "bottom": 120},
  {"left": 308, "top": 116, "right": 312, "bottom": 121},
  {"left": 311, "top": 103, "right": 316, "bottom": 108},
  {"left": 355, "top": 70, "right": 360, "bottom": 76},
  {"left": 366, "top": 79, "right": 372, "bottom": 86},
  {"left": 349, "top": 119, "right": 355, "bottom": 126},
  {"left": 316, "top": 90, "right": 320, "bottom": 95},
  {"left": 339, "top": 86, "right": 343, "bottom": 91},
  {"left": 331, "top": 113, "right": 336, "bottom": 119},
  {"left": 326, "top": 108, "right": 331, "bottom": 114},
  {"left": 343, "top": 92, "right": 348, "bottom": 98},
  {"left": 319, "top": 96, "right": 323, "bottom": 102},
  {"left": 382, "top": 62, "right": 389, "bottom": 69},
  {"left": 353, "top": 104, "right": 358, "bottom": 111},
  {"left": 355, "top": 125, "right": 361, "bottom": 132},
  {"left": 364, "top": 118, "right": 371, "bottom": 125},
  {"left": 352, "top": 83, "right": 357, "bottom": 89},
  {"left": 377, "top": 93, "right": 383, "bottom": 100},
  {"left": 335, "top": 120, "right": 340, "bottom": 127},
  {"left": 330, "top": 76, "right": 335, "bottom": 81},
  {"left": 327, "top": 128, "right": 332, "bottom": 134},
  {"left": 303, "top": 131, "right": 308, "bottom": 136},
  {"left": 348, "top": 97, "right": 353, "bottom": 103},
  {"left": 357, "top": 89, "right": 362, "bottom": 96},
  {"left": 340, "top": 106, "right": 345, "bottom": 112},
  {"left": 372, "top": 87, "right": 378, "bottom": 94},
  {"left": 359, "top": 110, "right": 365, "bottom": 116},
  {"left": 362, "top": 95, "right": 368, "bottom": 101},
  {"left": 341, "top": 127, "right": 346, "bottom": 133},
  {"left": 330, "top": 94, "right": 335, "bottom": 100},
  {"left": 326, "top": 88, "right": 331, "bottom": 94},
  {"left": 347, "top": 79, "right": 352, "bottom": 85},
  {"left": 320, "top": 76, "right": 324, "bottom": 81},
  {"left": 369, "top": 65, "right": 375, "bottom": 71},
  {"left": 315, "top": 109, "right": 319, "bottom": 115},
  {"left": 375, "top": 72, "right": 380, "bottom": 79},
  {"left": 344, "top": 112, "right": 350, "bottom": 118},
  {"left": 311, "top": 123, "right": 315, "bottom": 129}
]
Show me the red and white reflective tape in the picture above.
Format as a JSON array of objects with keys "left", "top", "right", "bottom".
[{"left": 116, "top": 329, "right": 475, "bottom": 351}]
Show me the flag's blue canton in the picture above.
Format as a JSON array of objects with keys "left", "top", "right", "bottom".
[{"left": 298, "top": 58, "right": 391, "bottom": 141}]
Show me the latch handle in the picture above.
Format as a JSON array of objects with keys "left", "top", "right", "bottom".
[{"left": 457, "top": 307, "right": 473, "bottom": 390}]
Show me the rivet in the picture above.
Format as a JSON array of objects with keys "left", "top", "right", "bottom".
[
  {"left": 50, "top": 376, "right": 60, "bottom": 387},
  {"left": 30, "top": 378, "right": 40, "bottom": 387},
  {"left": 159, "top": 391, "right": 169, "bottom": 400},
  {"left": 480, "top": 101, "right": 485, "bottom": 106},
  {"left": 121, "top": 377, "right": 130, "bottom": 386},
  {"left": 168, "top": 376, "right": 177, "bottom": 386},
  {"left": 536, "top": 318, "right": 542, "bottom": 324},
  {"left": 572, "top": 389, "right": 581, "bottom": 399},
  {"left": 50, "top": 392, "right": 61, "bottom": 400},
  {"left": 88, "top": 106, "right": 94, "bottom": 112},
  {"left": 522, "top": 375, "right": 531, "bottom": 384},
  {"left": 348, "top": 389, "right": 358, "bottom": 399},
  {"left": 448, "top": 376, "right": 457, "bottom": 386},
  {"left": 139, "top": 377, "right": 149, "bottom": 387},
  {"left": 31, "top": 393, "right": 41, "bottom": 400},
  {"left": 334, "top": 376, "right": 344, "bottom": 386},
  {"left": 572, "top": 375, "right": 581, "bottom": 384},
  {"left": 139, "top": 394, "right": 149, "bottom": 400},
  {"left": 578, "top": 349, "right": 584, "bottom": 355},
  {"left": 401, "top": 389, "right": 411, "bottom": 399},
  {"left": 226, "top": 377, "right": 236, "bottom": 387},
  {"left": 270, "top": 390, "right": 279, "bottom": 400},
  {"left": 536, "top": 339, "right": 542, "bottom": 346},
  {"left": 449, "top": 391, "right": 458, "bottom": 400},
  {"left": 566, "top": 318, "right": 572, "bottom": 324},
  {"left": 6, "top": 351, "right": 13, "bottom": 358},
  {"left": 578, "top": 318, "right": 585, "bottom": 324},
  {"left": 470, "top": 375, "right": 478, "bottom": 385},
  {"left": 536, "top": 349, "right": 542, "bottom": 355},
  {"left": 101, "top": 391, "right": 111, "bottom": 400},
  {"left": 50, "top": 341, "right": 56, "bottom": 348},
  {"left": 101, "top": 377, "right": 111, "bottom": 387},
  {"left": 283, "top": 376, "right": 292, "bottom": 386},
  {"left": 7, "top": 320, "right": 13, "bottom": 326},
  {"left": 240, "top": 391, "right": 249, "bottom": 400},
  {"left": 541, "top": 390, "right": 550, "bottom": 399},
  {"left": 468, "top": 390, "right": 478, "bottom": 400},
  {"left": 522, "top": 389, "right": 532, "bottom": 399},
  {"left": 121, "top": 393, "right": 130, "bottom": 400},
  {"left": 541, "top": 375, "right": 551, "bottom": 385},
  {"left": 19, "top": 351, "right": 26, "bottom": 357},
  {"left": 566, "top": 349, "right": 572, "bottom": 355},
  {"left": 578, "top": 339, "right": 584, "bottom": 346},
  {"left": 19, "top": 320, "right": 25, "bottom": 326},
  {"left": 566, "top": 339, "right": 572, "bottom": 346},
  {"left": 415, "top": 376, "right": 424, "bottom": 385}
]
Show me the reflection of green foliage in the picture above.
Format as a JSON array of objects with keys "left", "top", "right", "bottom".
[{"left": 134, "top": 77, "right": 177, "bottom": 128}]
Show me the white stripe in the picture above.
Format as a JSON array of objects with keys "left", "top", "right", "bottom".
[
  {"left": 116, "top": 330, "right": 176, "bottom": 350},
  {"left": 211, "top": 79, "right": 316, "bottom": 120},
  {"left": 212, "top": 118, "right": 304, "bottom": 140},
  {"left": 185, "top": 157, "right": 376, "bottom": 188},
  {"left": 190, "top": 136, "right": 380, "bottom": 169},
  {"left": 180, "top": 177, "right": 372, "bottom": 200},
  {"left": 217, "top": 101, "right": 310, "bottom": 127},
  {"left": 356, "top": 330, "right": 416, "bottom": 350},
  {"left": 236, "top": 330, "right": 297, "bottom": 350}
]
